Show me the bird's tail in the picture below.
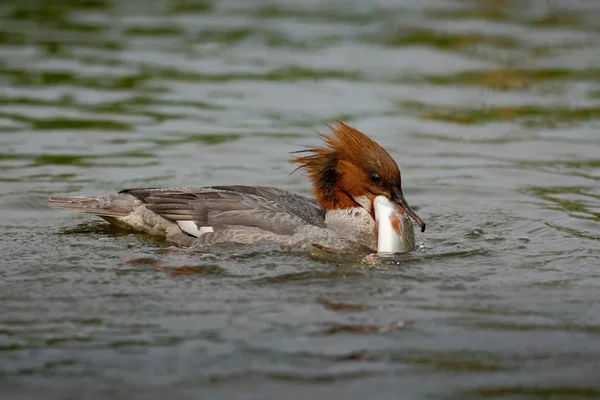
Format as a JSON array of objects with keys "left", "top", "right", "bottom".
[{"left": 47, "top": 195, "right": 132, "bottom": 217}]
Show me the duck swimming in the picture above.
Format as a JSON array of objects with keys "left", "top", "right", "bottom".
[{"left": 48, "top": 122, "right": 425, "bottom": 254}]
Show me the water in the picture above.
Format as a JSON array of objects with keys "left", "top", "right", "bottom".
[{"left": 1, "top": 0, "right": 599, "bottom": 398}]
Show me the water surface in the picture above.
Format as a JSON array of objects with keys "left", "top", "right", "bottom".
[{"left": 1, "top": 0, "right": 600, "bottom": 399}]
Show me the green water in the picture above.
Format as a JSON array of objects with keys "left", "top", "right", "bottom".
[{"left": 1, "top": 0, "right": 599, "bottom": 399}]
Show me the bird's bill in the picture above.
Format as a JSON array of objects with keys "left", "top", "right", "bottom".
[{"left": 391, "top": 187, "right": 426, "bottom": 233}]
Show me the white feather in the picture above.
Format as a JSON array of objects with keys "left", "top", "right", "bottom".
[
  {"left": 177, "top": 221, "right": 213, "bottom": 237},
  {"left": 354, "top": 195, "right": 371, "bottom": 210}
]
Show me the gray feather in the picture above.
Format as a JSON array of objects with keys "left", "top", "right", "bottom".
[
  {"left": 47, "top": 194, "right": 138, "bottom": 218},
  {"left": 47, "top": 186, "right": 326, "bottom": 245}
]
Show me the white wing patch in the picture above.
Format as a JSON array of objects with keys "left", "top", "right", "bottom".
[{"left": 176, "top": 221, "right": 213, "bottom": 237}]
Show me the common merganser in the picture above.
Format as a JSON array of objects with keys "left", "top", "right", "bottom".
[{"left": 47, "top": 122, "right": 426, "bottom": 253}]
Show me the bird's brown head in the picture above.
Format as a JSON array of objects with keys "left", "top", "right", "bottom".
[{"left": 290, "top": 121, "right": 425, "bottom": 232}]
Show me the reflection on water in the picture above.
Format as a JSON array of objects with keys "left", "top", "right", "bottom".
[{"left": 1, "top": 0, "right": 599, "bottom": 398}]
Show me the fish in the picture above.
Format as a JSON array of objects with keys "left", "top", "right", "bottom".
[{"left": 374, "top": 195, "right": 415, "bottom": 254}]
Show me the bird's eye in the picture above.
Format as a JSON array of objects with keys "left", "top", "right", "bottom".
[{"left": 370, "top": 173, "right": 382, "bottom": 185}]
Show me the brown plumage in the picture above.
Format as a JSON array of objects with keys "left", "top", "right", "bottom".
[{"left": 290, "top": 121, "right": 403, "bottom": 213}]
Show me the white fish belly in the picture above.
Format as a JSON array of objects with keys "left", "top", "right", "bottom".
[{"left": 373, "top": 196, "right": 415, "bottom": 254}]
